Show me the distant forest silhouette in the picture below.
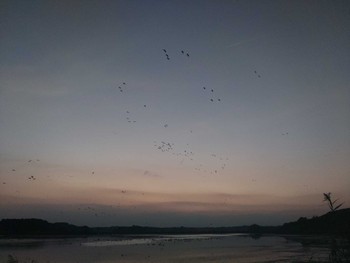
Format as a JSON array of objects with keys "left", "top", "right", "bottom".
[{"left": 1, "top": 208, "right": 349, "bottom": 238}]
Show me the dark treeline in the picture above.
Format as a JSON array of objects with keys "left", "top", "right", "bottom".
[
  {"left": 0, "top": 218, "right": 277, "bottom": 236},
  {"left": 280, "top": 208, "right": 350, "bottom": 236},
  {"left": 1, "top": 208, "right": 349, "bottom": 238},
  {"left": 0, "top": 219, "right": 91, "bottom": 236}
]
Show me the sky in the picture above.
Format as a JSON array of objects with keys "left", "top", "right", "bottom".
[{"left": 0, "top": 0, "right": 349, "bottom": 227}]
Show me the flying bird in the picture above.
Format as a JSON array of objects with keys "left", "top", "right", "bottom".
[
  {"left": 163, "top": 49, "right": 167, "bottom": 53},
  {"left": 186, "top": 53, "right": 190, "bottom": 57}
]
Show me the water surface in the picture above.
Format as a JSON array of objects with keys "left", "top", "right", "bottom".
[{"left": 0, "top": 234, "right": 346, "bottom": 263}]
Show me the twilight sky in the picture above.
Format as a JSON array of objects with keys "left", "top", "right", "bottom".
[{"left": 1, "top": 0, "right": 349, "bottom": 227}]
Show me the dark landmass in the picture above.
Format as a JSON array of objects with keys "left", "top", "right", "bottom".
[
  {"left": 1, "top": 208, "right": 349, "bottom": 238},
  {"left": 0, "top": 218, "right": 278, "bottom": 237},
  {"left": 280, "top": 208, "right": 350, "bottom": 236},
  {"left": 0, "top": 218, "right": 91, "bottom": 236}
]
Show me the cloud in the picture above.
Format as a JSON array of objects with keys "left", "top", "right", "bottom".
[
  {"left": 1, "top": 188, "right": 326, "bottom": 214},
  {"left": 143, "top": 170, "right": 162, "bottom": 178},
  {"left": 0, "top": 194, "right": 326, "bottom": 227}
]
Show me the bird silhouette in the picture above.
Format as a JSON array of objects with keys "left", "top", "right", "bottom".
[
  {"left": 163, "top": 49, "right": 167, "bottom": 53},
  {"left": 181, "top": 50, "right": 184, "bottom": 54},
  {"left": 186, "top": 53, "right": 190, "bottom": 57}
]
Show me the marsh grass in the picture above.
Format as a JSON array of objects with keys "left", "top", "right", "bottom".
[
  {"left": 328, "top": 240, "right": 350, "bottom": 263},
  {"left": 324, "top": 193, "right": 344, "bottom": 212}
]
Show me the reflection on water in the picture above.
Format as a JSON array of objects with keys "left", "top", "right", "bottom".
[
  {"left": 82, "top": 233, "right": 243, "bottom": 247},
  {"left": 0, "top": 240, "right": 46, "bottom": 249},
  {"left": 83, "top": 238, "right": 153, "bottom": 246},
  {"left": 0, "top": 234, "right": 349, "bottom": 263}
]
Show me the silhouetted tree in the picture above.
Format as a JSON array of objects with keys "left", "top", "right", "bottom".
[{"left": 323, "top": 192, "right": 343, "bottom": 212}]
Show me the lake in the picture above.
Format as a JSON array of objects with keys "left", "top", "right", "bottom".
[{"left": 0, "top": 234, "right": 348, "bottom": 263}]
